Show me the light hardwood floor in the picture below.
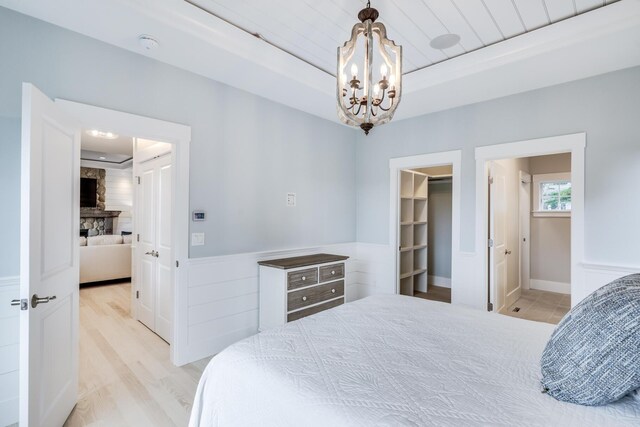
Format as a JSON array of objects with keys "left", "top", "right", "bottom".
[
  {"left": 502, "top": 289, "right": 570, "bottom": 324},
  {"left": 64, "top": 282, "right": 211, "bottom": 427}
]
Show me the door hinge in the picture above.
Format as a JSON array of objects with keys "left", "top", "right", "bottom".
[
  {"left": 487, "top": 302, "right": 494, "bottom": 311},
  {"left": 136, "top": 290, "right": 139, "bottom": 299},
  {"left": 489, "top": 176, "right": 494, "bottom": 185},
  {"left": 136, "top": 176, "right": 141, "bottom": 184},
  {"left": 176, "top": 260, "right": 179, "bottom": 268},
  {"left": 488, "top": 238, "right": 494, "bottom": 248},
  {"left": 136, "top": 234, "right": 140, "bottom": 242}
]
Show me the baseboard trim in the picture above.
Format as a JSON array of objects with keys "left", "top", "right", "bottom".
[
  {"left": 427, "top": 275, "right": 451, "bottom": 288},
  {"left": 530, "top": 279, "right": 570, "bottom": 295}
]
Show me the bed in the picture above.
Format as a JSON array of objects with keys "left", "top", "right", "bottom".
[{"left": 190, "top": 295, "right": 640, "bottom": 426}]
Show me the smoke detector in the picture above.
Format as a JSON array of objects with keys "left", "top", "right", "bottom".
[{"left": 138, "top": 35, "right": 159, "bottom": 51}]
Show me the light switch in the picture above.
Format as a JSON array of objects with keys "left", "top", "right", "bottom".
[
  {"left": 191, "top": 232, "right": 205, "bottom": 246},
  {"left": 286, "top": 192, "right": 296, "bottom": 207}
]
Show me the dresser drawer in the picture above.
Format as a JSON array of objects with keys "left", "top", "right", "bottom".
[
  {"left": 287, "top": 298, "right": 344, "bottom": 322},
  {"left": 287, "top": 280, "right": 344, "bottom": 311},
  {"left": 319, "top": 263, "right": 345, "bottom": 283},
  {"left": 287, "top": 268, "right": 318, "bottom": 290}
]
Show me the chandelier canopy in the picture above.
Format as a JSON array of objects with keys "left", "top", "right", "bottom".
[{"left": 337, "top": 1, "right": 402, "bottom": 135}]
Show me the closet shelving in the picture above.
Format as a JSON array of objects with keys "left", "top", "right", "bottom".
[{"left": 399, "top": 170, "right": 429, "bottom": 296}]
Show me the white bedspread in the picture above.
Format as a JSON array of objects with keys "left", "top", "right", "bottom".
[{"left": 190, "top": 295, "right": 640, "bottom": 426}]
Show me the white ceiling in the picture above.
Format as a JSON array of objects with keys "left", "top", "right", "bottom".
[
  {"left": 189, "top": 0, "right": 619, "bottom": 75},
  {"left": 2, "top": 0, "right": 640, "bottom": 125},
  {"left": 81, "top": 131, "right": 134, "bottom": 156}
]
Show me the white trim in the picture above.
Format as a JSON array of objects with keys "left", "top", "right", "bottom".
[
  {"left": 530, "top": 279, "right": 571, "bottom": 295},
  {"left": 389, "top": 150, "right": 461, "bottom": 302},
  {"left": 55, "top": 99, "right": 191, "bottom": 366},
  {"left": 475, "top": 133, "right": 585, "bottom": 310},
  {"left": 580, "top": 262, "right": 640, "bottom": 273},
  {"left": 427, "top": 275, "right": 451, "bottom": 289},
  {"left": 532, "top": 211, "right": 571, "bottom": 218}
]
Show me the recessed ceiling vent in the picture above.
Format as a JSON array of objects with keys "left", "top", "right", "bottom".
[
  {"left": 138, "top": 35, "right": 159, "bottom": 51},
  {"left": 430, "top": 33, "right": 461, "bottom": 50}
]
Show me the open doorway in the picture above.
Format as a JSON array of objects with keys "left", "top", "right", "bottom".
[
  {"left": 487, "top": 153, "right": 572, "bottom": 324},
  {"left": 398, "top": 165, "right": 453, "bottom": 303},
  {"left": 78, "top": 131, "right": 174, "bottom": 340}
]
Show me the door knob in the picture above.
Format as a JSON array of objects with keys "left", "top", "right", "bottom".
[
  {"left": 145, "top": 251, "right": 154, "bottom": 256},
  {"left": 154, "top": 251, "right": 159, "bottom": 258},
  {"left": 505, "top": 249, "right": 512, "bottom": 255},
  {"left": 31, "top": 294, "right": 56, "bottom": 308}
]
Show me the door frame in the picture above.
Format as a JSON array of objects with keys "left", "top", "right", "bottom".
[
  {"left": 518, "top": 170, "right": 531, "bottom": 292},
  {"left": 389, "top": 150, "right": 462, "bottom": 301},
  {"left": 475, "top": 133, "right": 585, "bottom": 310},
  {"left": 56, "top": 99, "right": 191, "bottom": 365}
]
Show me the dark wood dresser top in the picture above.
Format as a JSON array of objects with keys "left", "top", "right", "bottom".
[{"left": 258, "top": 253, "right": 349, "bottom": 270}]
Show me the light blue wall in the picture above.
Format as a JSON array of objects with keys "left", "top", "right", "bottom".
[
  {"left": 0, "top": 7, "right": 356, "bottom": 277},
  {"left": 0, "top": 117, "right": 20, "bottom": 277},
  {"left": 356, "top": 66, "right": 640, "bottom": 266}
]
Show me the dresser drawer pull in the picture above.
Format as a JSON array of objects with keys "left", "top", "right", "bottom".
[
  {"left": 302, "top": 296, "right": 307, "bottom": 301},
  {"left": 302, "top": 276, "right": 306, "bottom": 281},
  {"left": 331, "top": 288, "right": 336, "bottom": 293},
  {"left": 331, "top": 270, "right": 335, "bottom": 275}
]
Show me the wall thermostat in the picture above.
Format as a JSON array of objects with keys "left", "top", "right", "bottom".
[{"left": 192, "top": 211, "right": 206, "bottom": 221}]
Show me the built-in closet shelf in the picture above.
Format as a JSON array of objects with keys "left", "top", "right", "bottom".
[{"left": 398, "top": 169, "right": 430, "bottom": 297}]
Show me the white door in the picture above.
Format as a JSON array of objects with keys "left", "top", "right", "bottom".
[
  {"left": 19, "top": 83, "right": 80, "bottom": 426},
  {"left": 519, "top": 171, "right": 531, "bottom": 291},
  {"left": 489, "top": 162, "right": 508, "bottom": 312},
  {"left": 135, "top": 153, "right": 173, "bottom": 343}
]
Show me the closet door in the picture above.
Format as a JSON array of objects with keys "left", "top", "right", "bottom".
[
  {"left": 154, "top": 159, "right": 173, "bottom": 343},
  {"left": 136, "top": 153, "right": 173, "bottom": 342},
  {"left": 137, "top": 163, "right": 157, "bottom": 330}
]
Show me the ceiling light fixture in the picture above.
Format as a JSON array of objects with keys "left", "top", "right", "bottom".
[
  {"left": 337, "top": 1, "right": 402, "bottom": 135},
  {"left": 86, "top": 129, "right": 118, "bottom": 139}
]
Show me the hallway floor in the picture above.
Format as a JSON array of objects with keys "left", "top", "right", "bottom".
[
  {"left": 64, "top": 282, "right": 211, "bottom": 426},
  {"left": 502, "top": 289, "right": 570, "bottom": 325}
]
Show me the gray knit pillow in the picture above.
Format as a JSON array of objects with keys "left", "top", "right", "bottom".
[{"left": 540, "top": 273, "right": 640, "bottom": 405}]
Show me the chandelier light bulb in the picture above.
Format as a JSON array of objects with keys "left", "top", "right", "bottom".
[
  {"left": 373, "top": 83, "right": 380, "bottom": 96},
  {"left": 389, "top": 74, "right": 396, "bottom": 88},
  {"left": 351, "top": 63, "right": 358, "bottom": 77},
  {"left": 380, "top": 63, "right": 388, "bottom": 78}
]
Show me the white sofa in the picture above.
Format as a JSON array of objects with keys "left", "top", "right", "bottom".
[{"left": 80, "top": 235, "right": 132, "bottom": 284}]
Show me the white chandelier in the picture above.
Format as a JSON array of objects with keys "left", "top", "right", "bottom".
[{"left": 337, "top": 1, "right": 402, "bottom": 135}]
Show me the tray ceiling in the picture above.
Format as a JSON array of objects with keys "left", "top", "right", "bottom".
[
  {"left": 189, "top": 0, "right": 619, "bottom": 76},
  {"left": 1, "top": 0, "right": 639, "bottom": 123}
]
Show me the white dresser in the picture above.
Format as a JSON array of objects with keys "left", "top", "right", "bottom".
[{"left": 258, "top": 253, "right": 349, "bottom": 331}]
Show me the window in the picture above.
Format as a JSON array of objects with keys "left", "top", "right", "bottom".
[{"left": 533, "top": 173, "right": 571, "bottom": 217}]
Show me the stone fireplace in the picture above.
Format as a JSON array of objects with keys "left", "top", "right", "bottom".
[{"left": 80, "top": 167, "right": 121, "bottom": 236}]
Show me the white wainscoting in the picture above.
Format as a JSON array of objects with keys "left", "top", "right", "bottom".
[
  {"left": 576, "top": 262, "right": 640, "bottom": 305},
  {"left": 0, "top": 276, "right": 19, "bottom": 427},
  {"left": 182, "top": 243, "right": 360, "bottom": 364}
]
